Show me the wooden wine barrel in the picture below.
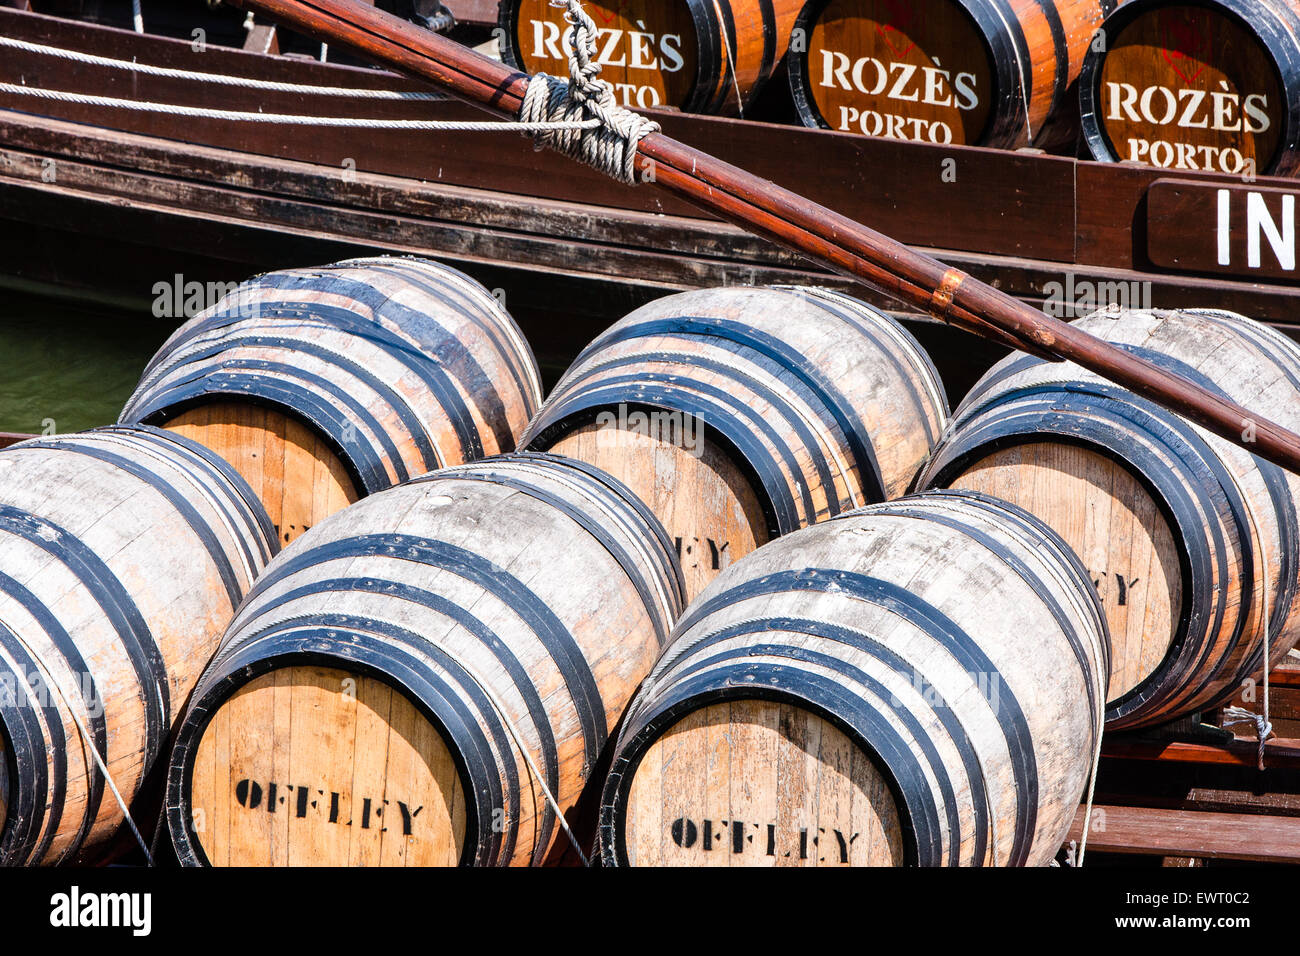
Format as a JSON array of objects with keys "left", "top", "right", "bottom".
[
  {"left": 120, "top": 256, "right": 543, "bottom": 547},
  {"left": 165, "top": 453, "right": 685, "bottom": 867},
  {"left": 0, "top": 425, "right": 277, "bottom": 865},
  {"left": 918, "top": 307, "right": 1300, "bottom": 729},
  {"left": 790, "top": 0, "right": 1120, "bottom": 147},
  {"left": 520, "top": 286, "right": 949, "bottom": 600},
  {"left": 1080, "top": 0, "right": 1300, "bottom": 175},
  {"left": 498, "top": 0, "right": 805, "bottom": 114},
  {"left": 598, "top": 490, "right": 1109, "bottom": 867}
]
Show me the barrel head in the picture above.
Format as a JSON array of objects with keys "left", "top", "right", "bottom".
[
  {"left": 948, "top": 441, "right": 1181, "bottom": 703},
  {"left": 615, "top": 700, "right": 904, "bottom": 867},
  {"left": 1089, "top": 4, "right": 1284, "bottom": 174},
  {"left": 504, "top": 0, "right": 700, "bottom": 111},
  {"left": 547, "top": 421, "right": 769, "bottom": 600},
  {"left": 796, "top": 0, "right": 995, "bottom": 145},
  {"left": 164, "top": 402, "right": 359, "bottom": 547},
  {"left": 187, "top": 666, "right": 466, "bottom": 866}
]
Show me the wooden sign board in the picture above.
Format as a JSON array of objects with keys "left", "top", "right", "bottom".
[{"left": 1147, "top": 178, "right": 1300, "bottom": 283}]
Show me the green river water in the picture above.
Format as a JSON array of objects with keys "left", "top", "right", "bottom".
[{"left": 0, "top": 291, "right": 177, "bottom": 435}]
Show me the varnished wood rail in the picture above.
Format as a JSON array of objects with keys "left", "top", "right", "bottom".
[
  {"left": 1102, "top": 737, "right": 1300, "bottom": 771},
  {"left": 1067, "top": 805, "right": 1300, "bottom": 863}
]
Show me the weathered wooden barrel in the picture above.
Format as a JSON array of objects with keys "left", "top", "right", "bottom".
[
  {"left": 790, "top": 0, "right": 1119, "bottom": 147},
  {"left": 165, "top": 453, "right": 684, "bottom": 867},
  {"left": 498, "top": 0, "right": 805, "bottom": 114},
  {"left": 598, "top": 490, "right": 1109, "bottom": 867},
  {"left": 1080, "top": 0, "right": 1300, "bottom": 175},
  {"left": 918, "top": 308, "right": 1300, "bottom": 730},
  {"left": 519, "top": 286, "right": 949, "bottom": 600},
  {"left": 119, "top": 256, "right": 543, "bottom": 546},
  {"left": 0, "top": 425, "right": 277, "bottom": 866}
]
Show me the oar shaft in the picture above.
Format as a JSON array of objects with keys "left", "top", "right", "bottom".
[{"left": 227, "top": 0, "right": 1300, "bottom": 473}]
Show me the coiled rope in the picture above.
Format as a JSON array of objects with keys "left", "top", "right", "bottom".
[{"left": 517, "top": 0, "right": 661, "bottom": 185}]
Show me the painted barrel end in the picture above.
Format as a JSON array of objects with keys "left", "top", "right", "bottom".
[
  {"left": 1080, "top": 0, "right": 1300, "bottom": 176},
  {"left": 607, "top": 699, "right": 906, "bottom": 866}
]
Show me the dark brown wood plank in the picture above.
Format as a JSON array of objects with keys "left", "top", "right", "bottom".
[
  {"left": 1103, "top": 737, "right": 1300, "bottom": 770},
  {"left": 1066, "top": 805, "right": 1300, "bottom": 862}
]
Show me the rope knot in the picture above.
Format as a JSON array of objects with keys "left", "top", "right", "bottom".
[
  {"left": 517, "top": 0, "right": 660, "bottom": 185},
  {"left": 1222, "top": 704, "right": 1275, "bottom": 771}
]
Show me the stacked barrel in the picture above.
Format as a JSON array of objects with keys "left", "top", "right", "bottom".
[
  {"left": 16, "top": 253, "right": 1300, "bottom": 868},
  {"left": 0, "top": 426, "right": 277, "bottom": 864},
  {"left": 521, "top": 285, "right": 949, "bottom": 599},
  {"left": 789, "top": 0, "right": 1121, "bottom": 147},
  {"left": 1080, "top": 0, "right": 1300, "bottom": 175},
  {"left": 919, "top": 307, "right": 1300, "bottom": 728},
  {"left": 120, "top": 257, "right": 542, "bottom": 546},
  {"left": 0, "top": 255, "right": 543, "bottom": 866},
  {"left": 598, "top": 491, "right": 1110, "bottom": 866},
  {"left": 498, "top": 0, "right": 805, "bottom": 113},
  {"left": 165, "top": 454, "right": 684, "bottom": 866}
]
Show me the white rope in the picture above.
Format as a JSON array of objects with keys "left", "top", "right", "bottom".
[
  {"left": 0, "top": 35, "right": 443, "bottom": 100},
  {"left": 1219, "top": 480, "right": 1274, "bottom": 770},
  {"left": 711, "top": 0, "right": 744, "bottom": 118},
  {"left": 517, "top": 0, "right": 660, "bottom": 185},
  {"left": 2, "top": 2, "right": 658, "bottom": 182},
  {"left": 455, "top": 659, "right": 591, "bottom": 866},
  {"left": 0, "top": 82, "right": 601, "bottom": 132},
  {"left": 984, "top": 1, "right": 1034, "bottom": 142},
  {"left": 7, "top": 625, "right": 154, "bottom": 864},
  {"left": 1074, "top": 704, "right": 1104, "bottom": 865}
]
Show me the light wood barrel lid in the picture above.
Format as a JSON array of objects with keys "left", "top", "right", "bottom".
[
  {"left": 620, "top": 700, "right": 904, "bottom": 867},
  {"left": 948, "top": 441, "right": 1181, "bottom": 702},
  {"left": 506, "top": 0, "right": 699, "bottom": 110},
  {"left": 548, "top": 422, "right": 769, "bottom": 600},
  {"left": 164, "top": 402, "right": 359, "bottom": 547},
  {"left": 189, "top": 666, "right": 466, "bottom": 867}
]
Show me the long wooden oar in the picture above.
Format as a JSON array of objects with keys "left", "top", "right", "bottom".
[{"left": 229, "top": 0, "right": 1300, "bottom": 473}]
